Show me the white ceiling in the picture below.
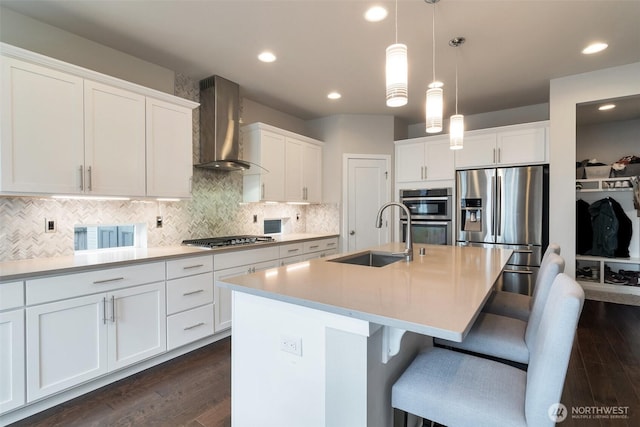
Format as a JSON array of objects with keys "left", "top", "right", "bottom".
[{"left": 2, "top": 0, "right": 640, "bottom": 125}]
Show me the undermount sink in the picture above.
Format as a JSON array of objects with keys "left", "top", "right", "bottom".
[{"left": 328, "top": 251, "right": 405, "bottom": 267}]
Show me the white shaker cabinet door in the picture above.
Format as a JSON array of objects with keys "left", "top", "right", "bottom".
[
  {"left": 395, "top": 141, "right": 426, "bottom": 182},
  {"left": 0, "top": 309, "right": 25, "bottom": 414},
  {"left": 146, "top": 97, "right": 193, "bottom": 198},
  {"left": 497, "top": 125, "right": 547, "bottom": 165},
  {"left": 1, "top": 57, "right": 84, "bottom": 194},
  {"left": 302, "top": 142, "right": 322, "bottom": 202},
  {"left": 107, "top": 282, "right": 166, "bottom": 371},
  {"left": 26, "top": 294, "right": 108, "bottom": 402},
  {"left": 84, "top": 80, "right": 146, "bottom": 197},
  {"left": 285, "top": 137, "right": 304, "bottom": 202},
  {"left": 454, "top": 133, "right": 497, "bottom": 169}
]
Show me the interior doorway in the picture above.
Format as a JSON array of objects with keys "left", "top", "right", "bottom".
[{"left": 342, "top": 154, "right": 392, "bottom": 252}]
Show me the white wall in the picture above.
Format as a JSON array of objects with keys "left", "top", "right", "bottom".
[
  {"left": 0, "top": 7, "right": 175, "bottom": 94},
  {"left": 307, "top": 115, "right": 396, "bottom": 205},
  {"left": 576, "top": 119, "right": 640, "bottom": 164},
  {"left": 241, "top": 98, "right": 309, "bottom": 137},
  {"left": 549, "top": 62, "right": 640, "bottom": 277},
  {"left": 407, "top": 103, "right": 549, "bottom": 139}
]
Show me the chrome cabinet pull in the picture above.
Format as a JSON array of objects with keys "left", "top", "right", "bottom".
[
  {"left": 93, "top": 277, "right": 125, "bottom": 284},
  {"left": 110, "top": 295, "right": 115, "bottom": 323},
  {"left": 287, "top": 248, "right": 300, "bottom": 253},
  {"left": 183, "top": 264, "right": 204, "bottom": 270},
  {"left": 326, "top": 242, "right": 336, "bottom": 246},
  {"left": 184, "top": 322, "right": 205, "bottom": 331},
  {"left": 493, "top": 148, "right": 496, "bottom": 164},
  {"left": 183, "top": 289, "right": 204, "bottom": 296},
  {"left": 261, "top": 183, "right": 265, "bottom": 199},
  {"left": 79, "top": 165, "right": 84, "bottom": 190},
  {"left": 308, "top": 245, "right": 319, "bottom": 249},
  {"left": 498, "top": 148, "right": 501, "bottom": 163},
  {"left": 103, "top": 297, "right": 107, "bottom": 324}
]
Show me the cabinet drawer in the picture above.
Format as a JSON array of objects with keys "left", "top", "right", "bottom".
[
  {"left": 167, "top": 304, "right": 214, "bottom": 350},
  {"left": 166, "top": 272, "right": 214, "bottom": 315},
  {"left": 166, "top": 255, "right": 213, "bottom": 280},
  {"left": 214, "top": 246, "right": 279, "bottom": 270},
  {"left": 304, "top": 238, "right": 338, "bottom": 253},
  {"left": 0, "top": 281, "right": 24, "bottom": 310},
  {"left": 279, "top": 243, "right": 304, "bottom": 258},
  {"left": 26, "top": 262, "right": 165, "bottom": 305}
]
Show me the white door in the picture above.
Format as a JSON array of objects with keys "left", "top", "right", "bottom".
[
  {"left": 1, "top": 57, "right": 84, "bottom": 194},
  {"left": 345, "top": 156, "right": 391, "bottom": 251},
  {"left": 84, "top": 80, "right": 146, "bottom": 196},
  {"left": 0, "top": 309, "right": 25, "bottom": 413},
  {"left": 108, "top": 282, "right": 166, "bottom": 371},
  {"left": 26, "top": 294, "right": 107, "bottom": 401}
]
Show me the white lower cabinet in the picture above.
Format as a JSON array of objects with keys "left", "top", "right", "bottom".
[
  {"left": 0, "top": 309, "right": 25, "bottom": 413},
  {"left": 25, "top": 281, "right": 165, "bottom": 402},
  {"left": 165, "top": 255, "right": 214, "bottom": 350},
  {"left": 214, "top": 260, "right": 278, "bottom": 333},
  {"left": 214, "top": 246, "right": 280, "bottom": 333}
]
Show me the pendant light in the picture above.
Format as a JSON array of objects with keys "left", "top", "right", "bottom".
[
  {"left": 449, "top": 37, "right": 465, "bottom": 150},
  {"left": 425, "top": 0, "right": 443, "bottom": 133},
  {"left": 386, "top": 0, "right": 408, "bottom": 107}
]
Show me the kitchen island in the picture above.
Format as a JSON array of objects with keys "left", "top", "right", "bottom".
[{"left": 217, "top": 243, "right": 512, "bottom": 427}]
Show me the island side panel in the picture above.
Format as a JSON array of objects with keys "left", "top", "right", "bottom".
[{"left": 231, "top": 291, "right": 372, "bottom": 427}]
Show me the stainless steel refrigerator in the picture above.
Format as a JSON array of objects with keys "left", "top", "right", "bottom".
[{"left": 456, "top": 165, "right": 548, "bottom": 295}]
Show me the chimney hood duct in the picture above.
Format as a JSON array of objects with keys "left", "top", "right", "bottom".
[{"left": 196, "top": 75, "right": 250, "bottom": 171}]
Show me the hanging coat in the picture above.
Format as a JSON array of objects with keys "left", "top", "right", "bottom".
[
  {"left": 588, "top": 198, "right": 618, "bottom": 257},
  {"left": 609, "top": 197, "right": 632, "bottom": 258}
]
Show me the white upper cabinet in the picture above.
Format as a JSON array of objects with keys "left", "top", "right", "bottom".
[
  {"left": 84, "top": 80, "right": 146, "bottom": 197},
  {"left": 146, "top": 97, "right": 193, "bottom": 198},
  {"left": 243, "top": 122, "right": 323, "bottom": 203},
  {"left": 1, "top": 57, "right": 84, "bottom": 194},
  {"left": 0, "top": 44, "right": 197, "bottom": 198},
  {"left": 395, "top": 136, "right": 455, "bottom": 183},
  {"left": 455, "top": 121, "right": 548, "bottom": 169},
  {"left": 285, "top": 136, "right": 323, "bottom": 203},
  {"left": 243, "top": 128, "right": 286, "bottom": 202}
]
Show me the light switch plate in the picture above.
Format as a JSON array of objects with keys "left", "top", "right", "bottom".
[{"left": 44, "top": 218, "right": 57, "bottom": 233}]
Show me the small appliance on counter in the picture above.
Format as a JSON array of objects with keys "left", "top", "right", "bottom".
[{"left": 182, "top": 235, "right": 276, "bottom": 249}]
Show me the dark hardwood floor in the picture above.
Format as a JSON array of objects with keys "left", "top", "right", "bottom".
[{"left": 9, "top": 300, "right": 640, "bottom": 427}]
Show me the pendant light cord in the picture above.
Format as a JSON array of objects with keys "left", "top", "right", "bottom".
[
  {"left": 455, "top": 50, "right": 459, "bottom": 114},
  {"left": 395, "top": 0, "right": 398, "bottom": 44},
  {"left": 431, "top": 3, "right": 436, "bottom": 82}
]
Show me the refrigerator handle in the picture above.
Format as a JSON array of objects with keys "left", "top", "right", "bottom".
[
  {"left": 491, "top": 175, "right": 496, "bottom": 237},
  {"left": 497, "top": 175, "right": 502, "bottom": 236}
]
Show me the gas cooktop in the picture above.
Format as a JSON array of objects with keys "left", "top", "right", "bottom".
[{"left": 182, "top": 235, "right": 276, "bottom": 248}]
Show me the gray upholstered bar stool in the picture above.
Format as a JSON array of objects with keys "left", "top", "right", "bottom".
[
  {"left": 433, "top": 253, "right": 564, "bottom": 365},
  {"left": 392, "top": 273, "right": 584, "bottom": 427},
  {"left": 483, "top": 243, "right": 561, "bottom": 321}
]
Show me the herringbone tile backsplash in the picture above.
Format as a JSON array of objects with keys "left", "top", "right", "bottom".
[{"left": 0, "top": 74, "right": 339, "bottom": 262}]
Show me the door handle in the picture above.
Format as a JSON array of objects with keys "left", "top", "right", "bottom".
[
  {"left": 503, "top": 269, "right": 533, "bottom": 274},
  {"left": 496, "top": 176, "right": 502, "bottom": 236}
]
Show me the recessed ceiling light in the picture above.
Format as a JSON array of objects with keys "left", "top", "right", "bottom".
[
  {"left": 598, "top": 104, "right": 616, "bottom": 111},
  {"left": 258, "top": 51, "right": 276, "bottom": 63},
  {"left": 582, "top": 42, "right": 608, "bottom": 55},
  {"left": 365, "top": 5, "right": 388, "bottom": 22},
  {"left": 327, "top": 92, "right": 341, "bottom": 100}
]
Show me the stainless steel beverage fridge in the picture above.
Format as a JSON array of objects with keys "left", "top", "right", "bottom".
[{"left": 456, "top": 165, "right": 549, "bottom": 295}]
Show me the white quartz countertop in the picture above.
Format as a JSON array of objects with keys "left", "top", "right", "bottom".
[
  {"left": 217, "top": 243, "right": 512, "bottom": 341},
  {"left": 0, "top": 233, "right": 338, "bottom": 281}
]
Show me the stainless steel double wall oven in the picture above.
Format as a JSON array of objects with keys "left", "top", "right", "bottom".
[{"left": 399, "top": 188, "right": 453, "bottom": 246}]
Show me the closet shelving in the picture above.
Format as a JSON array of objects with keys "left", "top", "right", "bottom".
[{"left": 576, "top": 177, "right": 640, "bottom": 296}]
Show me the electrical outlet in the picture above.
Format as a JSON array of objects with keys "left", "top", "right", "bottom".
[
  {"left": 156, "top": 216, "right": 163, "bottom": 228},
  {"left": 280, "top": 335, "right": 302, "bottom": 357},
  {"left": 253, "top": 214, "right": 258, "bottom": 223},
  {"left": 44, "top": 218, "right": 57, "bottom": 233}
]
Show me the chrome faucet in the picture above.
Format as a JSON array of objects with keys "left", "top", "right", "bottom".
[{"left": 375, "top": 202, "right": 413, "bottom": 262}]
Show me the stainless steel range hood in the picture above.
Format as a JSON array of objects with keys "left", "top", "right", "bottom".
[{"left": 196, "top": 75, "right": 250, "bottom": 171}]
